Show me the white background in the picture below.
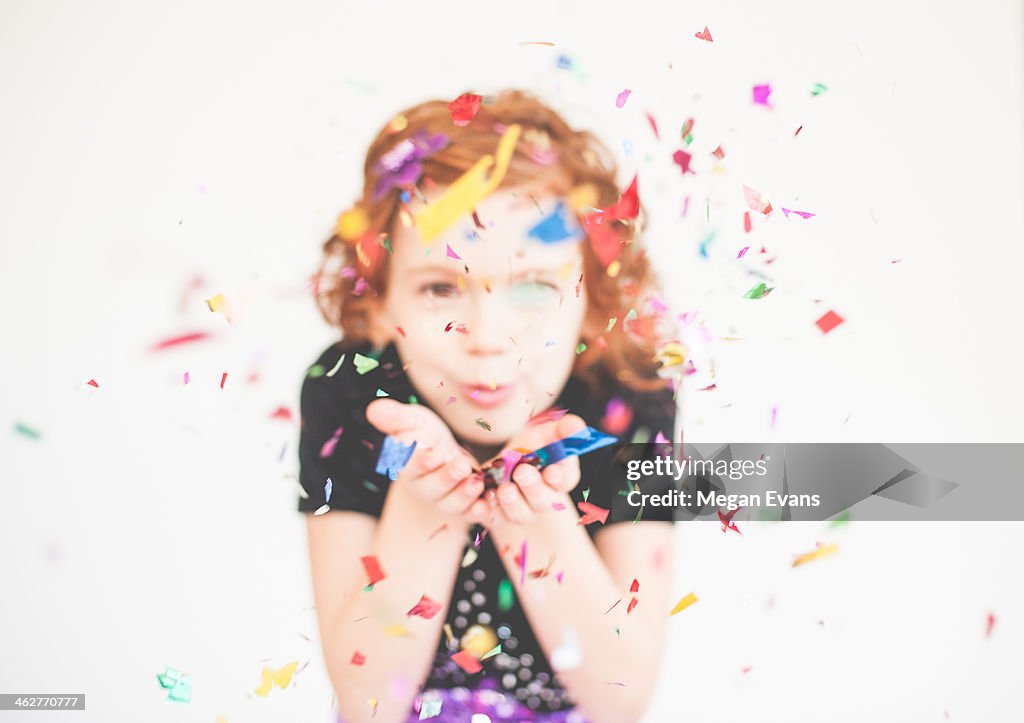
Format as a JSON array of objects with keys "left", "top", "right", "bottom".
[{"left": 1, "top": 0, "right": 1022, "bottom": 721}]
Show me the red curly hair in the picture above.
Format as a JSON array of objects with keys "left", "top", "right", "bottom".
[{"left": 312, "top": 89, "right": 674, "bottom": 393}]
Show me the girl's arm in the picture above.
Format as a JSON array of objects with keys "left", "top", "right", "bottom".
[
  {"left": 486, "top": 497, "right": 675, "bottom": 723},
  {"left": 307, "top": 482, "right": 467, "bottom": 723}
]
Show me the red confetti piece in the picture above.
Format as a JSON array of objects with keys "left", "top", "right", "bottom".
[
  {"left": 448, "top": 93, "right": 482, "bottom": 126},
  {"left": 711, "top": 145, "right": 726, "bottom": 159},
  {"left": 645, "top": 112, "right": 660, "bottom": 140},
  {"left": 741, "top": 665, "right": 753, "bottom": 674},
  {"left": 985, "top": 612, "right": 996, "bottom": 638},
  {"left": 815, "top": 310, "right": 845, "bottom": 334},
  {"left": 794, "top": 125, "right": 803, "bottom": 137},
  {"left": 698, "top": 383, "right": 717, "bottom": 391},
  {"left": 680, "top": 118, "right": 694, "bottom": 138},
  {"left": 471, "top": 210, "right": 485, "bottom": 229},
  {"left": 629, "top": 579, "right": 640, "bottom": 593},
  {"left": 718, "top": 507, "right": 742, "bottom": 535},
  {"left": 360, "top": 555, "right": 386, "bottom": 585},
  {"left": 407, "top": 594, "right": 443, "bottom": 619},
  {"left": 450, "top": 649, "right": 483, "bottom": 674},
  {"left": 270, "top": 406, "right": 293, "bottom": 421},
  {"left": 577, "top": 501, "right": 610, "bottom": 526},
  {"left": 150, "top": 331, "right": 213, "bottom": 352},
  {"left": 743, "top": 212, "right": 752, "bottom": 233},
  {"left": 86, "top": 379, "right": 99, "bottom": 388},
  {"left": 220, "top": 372, "right": 228, "bottom": 389},
  {"left": 627, "top": 597, "right": 639, "bottom": 614},
  {"left": 395, "top": 326, "right": 406, "bottom": 338},
  {"left": 694, "top": 25, "right": 713, "bottom": 42},
  {"left": 604, "top": 598, "right": 621, "bottom": 615},
  {"left": 350, "top": 651, "right": 365, "bottom": 666}
]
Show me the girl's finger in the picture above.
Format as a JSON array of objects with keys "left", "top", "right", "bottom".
[
  {"left": 496, "top": 480, "right": 533, "bottom": 524},
  {"left": 542, "top": 456, "right": 581, "bottom": 493},
  {"left": 512, "top": 463, "right": 555, "bottom": 511},
  {"left": 402, "top": 455, "right": 473, "bottom": 502},
  {"left": 436, "top": 474, "right": 484, "bottom": 515}
]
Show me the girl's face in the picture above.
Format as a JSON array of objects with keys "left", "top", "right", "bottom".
[{"left": 370, "top": 187, "right": 590, "bottom": 456}]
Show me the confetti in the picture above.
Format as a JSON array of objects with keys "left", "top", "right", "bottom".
[
  {"left": 320, "top": 428, "right": 343, "bottom": 458},
  {"left": 360, "top": 555, "right": 387, "bottom": 585},
  {"left": 672, "top": 149, "right": 694, "bottom": 175},
  {"left": 414, "top": 125, "right": 521, "bottom": 242},
  {"left": 742, "top": 184, "right": 772, "bottom": 214},
  {"left": 419, "top": 698, "right": 443, "bottom": 719},
  {"left": 985, "top": 613, "right": 997, "bottom": 638},
  {"left": 712, "top": 145, "right": 726, "bottom": 159},
  {"left": 448, "top": 93, "right": 483, "bottom": 126},
  {"left": 815, "top": 310, "right": 845, "bottom": 334},
  {"left": 601, "top": 398, "right": 633, "bottom": 435},
  {"left": 150, "top": 331, "right": 212, "bottom": 352},
  {"left": 528, "top": 407, "right": 569, "bottom": 425},
  {"left": 326, "top": 354, "right": 346, "bottom": 377},
  {"left": 373, "top": 131, "right": 449, "bottom": 200},
  {"left": 604, "top": 599, "right": 621, "bottom": 615},
  {"left": 182, "top": 371, "right": 190, "bottom": 385},
  {"left": 14, "top": 422, "right": 41, "bottom": 439},
  {"left": 575, "top": 342, "right": 587, "bottom": 355},
  {"left": 669, "top": 592, "right": 698, "bottom": 615},
  {"left": 752, "top": 83, "right": 773, "bottom": 107},
  {"left": 351, "top": 651, "right": 366, "bottom": 666},
  {"left": 407, "top": 594, "right": 443, "bottom": 619},
  {"left": 475, "top": 418, "right": 492, "bottom": 431},
  {"left": 519, "top": 539, "right": 528, "bottom": 586},
  {"left": 450, "top": 650, "right": 483, "bottom": 674},
  {"left": 220, "top": 372, "right": 228, "bottom": 389},
  {"left": 615, "top": 89, "right": 631, "bottom": 108},
  {"left": 156, "top": 667, "right": 192, "bottom": 703},
  {"left": 791, "top": 542, "right": 838, "bottom": 568},
  {"left": 737, "top": 246, "right": 750, "bottom": 259},
  {"left": 577, "top": 501, "right": 609, "bottom": 526},
  {"left": 336, "top": 207, "right": 369, "bottom": 240},
  {"left": 810, "top": 82, "right": 828, "bottom": 96},
  {"left": 353, "top": 353, "right": 379, "bottom": 375},
  {"left": 313, "top": 504, "right": 330, "bottom": 516},
  {"left": 376, "top": 437, "right": 417, "bottom": 480},
  {"left": 694, "top": 25, "right": 713, "bottom": 42},
  {"left": 718, "top": 507, "right": 742, "bottom": 534},
  {"left": 527, "top": 201, "right": 582, "bottom": 243},
  {"left": 254, "top": 661, "right": 298, "bottom": 697},
  {"left": 781, "top": 207, "right": 816, "bottom": 220},
  {"left": 743, "top": 283, "right": 773, "bottom": 299},
  {"left": 627, "top": 597, "right": 639, "bottom": 614}
]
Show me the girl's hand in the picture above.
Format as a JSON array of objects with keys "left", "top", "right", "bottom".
[
  {"left": 474, "top": 413, "right": 587, "bottom": 527},
  {"left": 366, "top": 399, "right": 486, "bottom": 524}
]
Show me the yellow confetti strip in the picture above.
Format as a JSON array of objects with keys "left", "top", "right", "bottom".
[
  {"left": 792, "top": 543, "right": 838, "bottom": 568},
  {"left": 414, "top": 125, "right": 522, "bottom": 242},
  {"left": 669, "top": 592, "right": 698, "bottom": 616},
  {"left": 655, "top": 342, "right": 687, "bottom": 368},
  {"left": 205, "top": 293, "right": 225, "bottom": 313},
  {"left": 606, "top": 260, "right": 621, "bottom": 277},
  {"left": 387, "top": 115, "right": 408, "bottom": 133},
  {"left": 383, "top": 623, "right": 411, "bottom": 637},
  {"left": 567, "top": 183, "right": 599, "bottom": 213},
  {"left": 336, "top": 207, "right": 369, "bottom": 241}
]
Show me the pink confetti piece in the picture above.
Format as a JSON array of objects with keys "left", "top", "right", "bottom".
[
  {"left": 577, "top": 501, "right": 610, "bottom": 526},
  {"left": 737, "top": 246, "right": 750, "bottom": 258},
  {"left": 352, "top": 277, "right": 368, "bottom": 296},
  {"left": 519, "top": 539, "right": 528, "bottom": 586},
  {"left": 446, "top": 396, "right": 458, "bottom": 405},
  {"left": 694, "top": 25, "right": 713, "bottom": 42},
  {"left": 528, "top": 407, "right": 569, "bottom": 425},
  {"left": 407, "top": 594, "right": 443, "bottom": 619},
  {"left": 150, "top": 331, "right": 213, "bottom": 352},
  {"left": 781, "top": 207, "right": 816, "bottom": 220},
  {"left": 351, "top": 651, "right": 365, "bottom": 666},
  {"left": 645, "top": 112, "right": 660, "bottom": 139},
  {"left": 220, "top": 372, "right": 228, "bottom": 389},
  {"left": 270, "top": 406, "right": 293, "bottom": 421},
  {"left": 183, "top": 371, "right": 190, "bottom": 385},
  {"left": 86, "top": 379, "right": 99, "bottom": 388},
  {"left": 743, "top": 211, "right": 752, "bottom": 233},
  {"left": 985, "top": 612, "right": 997, "bottom": 638},
  {"left": 742, "top": 185, "right": 771, "bottom": 214},
  {"left": 556, "top": 570, "right": 564, "bottom": 584},
  {"left": 770, "top": 406, "right": 778, "bottom": 428},
  {"left": 615, "top": 89, "right": 632, "bottom": 108},
  {"left": 446, "top": 244, "right": 461, "bottom": 259},
  {"left": 319, "top": 427, "right": 343, "bottom": 458},
  {"left": 753, "top": 83, "right": 773, "bottom": 107},
  {"left": 604, "top": 599, "right": 621, "bottom": 615},
  {"left": 672, "top": 149, "right": 694, "bottom": 175}
]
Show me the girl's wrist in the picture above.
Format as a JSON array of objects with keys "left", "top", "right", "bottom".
[{"left": 388, "top": 476, "right": 472, "bottom": 536}]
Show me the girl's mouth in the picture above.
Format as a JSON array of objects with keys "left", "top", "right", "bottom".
[{"left": 459, "top": 382, "right": 516, "bottom": 408}]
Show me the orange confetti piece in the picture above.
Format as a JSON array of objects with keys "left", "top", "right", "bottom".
[
  {"left": 791, "top": 542, "right": 838, "bottom": 568},
  {"left": 450, "top": 649, "right": 483, "bottom": 674}
]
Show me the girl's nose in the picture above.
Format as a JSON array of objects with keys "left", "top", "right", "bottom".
[{"left": 463, "top": 291, "right": 511, "bottom": 356}]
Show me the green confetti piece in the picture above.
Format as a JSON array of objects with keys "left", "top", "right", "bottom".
[
  {"left": 828, "top": 511, "right": 850, "bottom": 527},
  {"left": 605, "top": 317, "right": 617, "bottom": 332},
  {"left": 353, "top": 353, "right": 379, "bottom": 375},
  {"left": 375, "top": 388, "right": 389, "bottom": 397},
  {"left": 480, "top": 644, "right": 502, "bottom": 660},
  {"left": 362, "top": 480, "right": 380, "bottom": 493},
  {"left": 475, "top": 418, "right": 492, "bottom": 431},
  {"left": 363, "top": 584, "right": 375, "bottom": 592},
  {"left": 615, "top": 627, "right": 621, "bottom": 636},
  {"left": 575, "top": 342, "right": 587, "bottom": 355},
  {"left": 582, "top": 488, "right": 590, "bottom": 502},
  {"left": 306, "top": 364, "right": 326, "bottom": 378},
  {"left": 624, "top": 308, "right": 638, "bottom": 322},
  {"left": 14, "top": 422, "right": 41, "bottom": 440},
  {"left": 381, "top": 237, "right": 393, "bottom": 254},
  {"left": 811, "top": 82, "right": 828, "bottom": 96},
  {"left": 498, "top": 578, "right": 515, "bottom": 611},
  {"left": 683, "top": 132, "right": 694, "bottom": 145},
  {"left": 743, "top": 282, "right": 773, "bottom": 299},
  {"left": 156, "top": 667, "right": 192, "bottom": 703},
  {"left": 408, "top": 395, "right": 418, "bottom": 404}
]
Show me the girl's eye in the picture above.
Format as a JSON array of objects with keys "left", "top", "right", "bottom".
[
  {"left": 420, "top": 282, "right": 460, "bottom": 299},
  {"left": 508, "top": 279, "right": 560, "bottom": 307}
]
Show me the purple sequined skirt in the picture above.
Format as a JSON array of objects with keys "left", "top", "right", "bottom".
[{"left": 401, "top": 676, "right": 589, "bottom": 722}]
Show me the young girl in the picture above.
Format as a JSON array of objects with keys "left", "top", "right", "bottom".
[{"left": 299, "top": 89, "right": 680, "bottom": 723}]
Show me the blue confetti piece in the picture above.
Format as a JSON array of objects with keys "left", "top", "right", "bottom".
[
  {"left": 622, "top": 139, "right": 633, "bottom": 155},
  {"left": 375, "top": 437, "right": 417, "bottom": 480},
  {"left": 698, "top": 229, "right": 717, "bottom": 258},
  {"left": 325, "top": 477, "right": 333, "bottom": 504},
  {"left": 556, "top": 54, "right": 573, "bottom": 69},
  {"left": 400, "top": 190, "right": 411, "bottom": 203},
  {"left": 527, "top": 202, "right": 582, "bottom": 244}
]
